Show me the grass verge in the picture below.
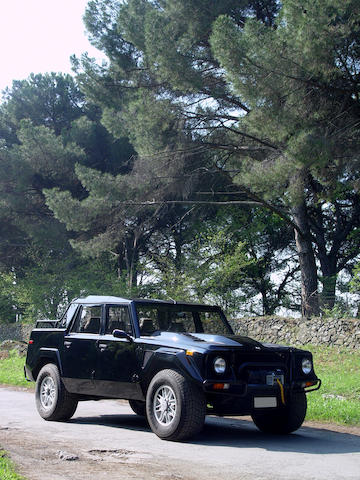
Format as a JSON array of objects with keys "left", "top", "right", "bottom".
[
  {"left": 0, "top": 351, "right": 32, "bottom": 388},
  {"left": 0, "top": 345, "right": 359, "bottom": 425},
  {"left": 0, "top": 450, "right": 26, "bottom": 480},
  {"left": 305, "top": 345, "right": 360, "bottom": 425}
]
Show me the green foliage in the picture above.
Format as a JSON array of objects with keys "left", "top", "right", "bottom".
[
  {"left": 210, "top": 0, "right": 360, "bottom": 199},
  {"left": 136, "top": 206, "right": 297, "bottom": 316},
  {"left": 81, "top": 0, "right": 360, "bottom": 315},
  {"left": 0, "top": 274, "right": 21, "bottom": 323},
  {"left": 350, "top": 263, "right": 360, "bottom": 294},
  {"left": 142, "top": 229, "right": 253, "bottom": 315},
  {"left": 0, "top": 450, "right": 26, "bottom": 480},
  {"left": 2, "top": 253, "right": 131, "bottom": 323},
  {"left": 1, "top": 72, "right": 84, "bottom": 140},
  {"left": 306, "top": 345, "right": 360, "bottom": 425},
  {"left": 73, "top": 0, "right": 360, "bottom": 317},
  {"left": 16, "top": 120, "right": 83, "bottom": 185},
  {"left": 2, "top": 1, "right": 360, "bottom": 318},
  {"left": 0, "top": 72, "right": 138, "bottom": 319},
  {"left": 0, "top": 350, "right": 30, "bottom": 388}
]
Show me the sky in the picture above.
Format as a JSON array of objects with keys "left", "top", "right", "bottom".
[{"left": 0, "top": 0, "right": 105, "bottom": 94}]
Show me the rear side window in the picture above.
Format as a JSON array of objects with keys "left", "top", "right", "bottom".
[{"left": 71, "top": 305, "right": 101, "bottom": 334}]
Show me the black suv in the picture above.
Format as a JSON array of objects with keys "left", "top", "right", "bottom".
[{"left": 25, "top": 295, "right": 320, "bottom": 441}]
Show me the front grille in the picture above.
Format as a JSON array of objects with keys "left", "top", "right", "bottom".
[
  {"left": 246, "top": 368, "right": 285, "bottom": 385},
  {"left": 205, "top": 349, "right": 288, "bottom": 382},
  {"left": 235, "top": 351, "right": 287, "bottom": 383}
]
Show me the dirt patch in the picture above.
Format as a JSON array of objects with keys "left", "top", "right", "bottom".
[
  {"left": 303, "top": 420, "right": 360, "bottom": 436},
  {"left": 0, "top": 384, "right": 34, "bottom": 392},
  {"left": 0, "top": 429, "right": 192, "bottom": 480}
]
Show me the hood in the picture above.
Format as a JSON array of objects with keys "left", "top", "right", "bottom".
[{"left": 139, "top": 331, "right": 270, "bottom": 352}]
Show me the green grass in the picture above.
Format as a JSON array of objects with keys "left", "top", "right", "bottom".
[
  {"left": 0, "top": 345, "right": 359, "bottom": 425},
  {"left": 0, "top": 450, "right": 26, "bottom": 480},
  {"left": 0, "top": 351, "right": 32, "bottom": 388},
  {"left": 305, "top": 345, "right": 360, "bottom": 425}
]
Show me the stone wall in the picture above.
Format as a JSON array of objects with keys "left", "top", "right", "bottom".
[
  {"left": 1, "top": 317, "right": 359, "bottom": 349},
  {"left": 230, "top": 316, "right": 360, "bottom": 349},
  {"left": 0, "top": 324, "right": 33, "bottom": 344}
]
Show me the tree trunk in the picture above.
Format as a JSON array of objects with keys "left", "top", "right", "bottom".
[
  {"left": 318, "top": 254, "right": 337, "bottom": 310},
  {"left": 173, "top": 230, "right": 183, "bottom": 272},
  {"left": 124, "top": 234, "right": 139, "bottom": 291},
  {"left": 292, "top": 202, "right": 320, "bottom": 317},
  {"left": 259, "top": 281, "right": 273, "bottom": 316}
]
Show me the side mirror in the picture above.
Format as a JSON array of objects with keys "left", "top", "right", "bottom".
[{"left": 112, "top": 329, "right": 133, "bottom": 342}]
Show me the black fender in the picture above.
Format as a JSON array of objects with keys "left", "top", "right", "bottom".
[
  {"left": 33, "top": 348, "right": 63, "bottom": 379},
  {"left": 139, "top": 347, "right": 204, "bottom": 393}
]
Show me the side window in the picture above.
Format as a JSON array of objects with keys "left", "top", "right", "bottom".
[
  {"left": 137, "top": 308, "right": 160, "bottom": 336},
  {"left": 60, "top": 303, "right": 78, "bottom": 328},
  {"left": 106, "top": 306, "right": 132, "bottom": 335},
  {"left": 137, "top": 307, "right": 196, "bottom": 336},
  {"left": 71, "top": 305, "right": 101, "bottom": 334},
  {"left": 198, "top": 311, "right": 230, "bottom": 335}
]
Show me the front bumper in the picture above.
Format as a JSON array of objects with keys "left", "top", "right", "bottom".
[
  {"left": 202, "top": 377, "right": 321, "bottom": 415},
  {"left": 203, "top": 376, "right": 320, "bottom": 395}
]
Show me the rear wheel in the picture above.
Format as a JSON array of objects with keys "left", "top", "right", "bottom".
[
  {"left": 146, "top": 369, "right": 205, "bottom": 441},
  {"left": 35, "top": 363, "right": 78, "bottom": 421},
  {"left": 251, "top": 391, "right": 307, "bottom": 434}
]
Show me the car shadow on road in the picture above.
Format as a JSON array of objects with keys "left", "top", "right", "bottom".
[
  {"left": 70, "top": 413, "right": 150, "bottom": 433},
  {"left": 70, "top": 413, "right": 360, "bottom": 455},
  {"left": 192, "top": 416, "right": 360, "bottom": 455}
]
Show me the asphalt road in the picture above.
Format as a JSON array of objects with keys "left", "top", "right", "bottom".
[{"left": 0, "top": 386, "right": 359, "bottom": 480}]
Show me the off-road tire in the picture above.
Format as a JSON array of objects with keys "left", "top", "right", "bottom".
[
  {"left": 146, "top": 369, "right": 205, "bottom": 441},
  {"left": 129, "top": 399, "right": 146, "bottom": 416},
  {"left": 251, "top": 391, "right": 307, "bottom": 434},
  {"left": 35, "top": 363, "right": 78, "bottom": 421}
]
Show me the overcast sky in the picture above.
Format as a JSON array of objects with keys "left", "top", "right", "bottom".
[{"left": 0, "top": 0, "right": 105, "bottom": 94}]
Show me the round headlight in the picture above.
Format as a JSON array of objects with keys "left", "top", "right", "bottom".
[
  {"left": 214, "top": 357, "right": 226, "bottom": 374},
  {"left": 302, "top": 358, "right": 312, "bottom": 375}
]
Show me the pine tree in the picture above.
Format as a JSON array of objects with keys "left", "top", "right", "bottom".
[{"left": 68, "top": 0, "right": 360, "bottom": 316}]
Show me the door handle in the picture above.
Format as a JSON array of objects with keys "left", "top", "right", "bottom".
[
  {"left": 97, "top": 343, "right": 108, "bottom": 351},
  {"left": 64, "top": 341, "right": 72, "bottom": 348}
]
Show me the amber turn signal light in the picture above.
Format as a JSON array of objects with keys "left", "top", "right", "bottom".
[{"left": 212, "top": 383, "right": 230, "bottom": 390}]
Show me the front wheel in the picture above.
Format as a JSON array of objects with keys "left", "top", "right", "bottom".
[
  {"left": 35, "top": 363, "right": 78, "bottom": 421},
  {"left": 251, "top": 391, "right": 307, "bottom": 434},
  {"left": 146, "top": 369, "right": 205, "bottom": 441}
]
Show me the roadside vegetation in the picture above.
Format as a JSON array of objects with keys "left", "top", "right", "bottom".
[
  {"left": 0, "top": 450, "right": 25, "bottom": 480},
  {"left": 0, "top": 343, "right": 359, "bottom": 426},
  {"left": 0, "top": 350, "right": 31, "bottom": 389},
  {"left": 306, "top": 346, "right": 360, "bottom": 425}
]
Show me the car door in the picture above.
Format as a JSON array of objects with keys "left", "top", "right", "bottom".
[
  {"left": 94, "top": 304, "right": 143, "bottom": 400},
  {"left": 61, "top": 304, "right": 102, "bottom": 395}
]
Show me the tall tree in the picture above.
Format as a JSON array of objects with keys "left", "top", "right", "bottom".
[
  {"left": 0, "top": 73, "right": 135, "bottom": 320},
  {"left": 210, "top": 0, "right": 360, "bottom": 314},
  {"left": 0, "top": 73, "right": 84, "bottom": 142},
  {"left": 69, "top": 0, "right": 360, "bottom": 316}
]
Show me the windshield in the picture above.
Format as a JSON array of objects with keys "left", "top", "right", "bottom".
[{"left": 135, "top": 304, "right": 232, "bottom": 336}]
